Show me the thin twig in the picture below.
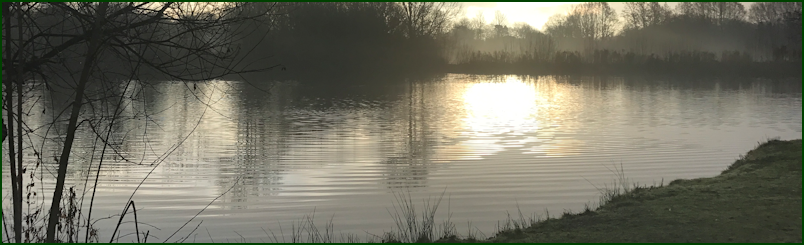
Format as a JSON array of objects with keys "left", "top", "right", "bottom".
[
  {"left": 177, "top": 220, "right": 203, "bottom": 243},
  {"left": 164, "top": 176, "right": 242, "bottom": 243},
  {"left": 206, "top": 227, "right": 214, "bottom": 243}
]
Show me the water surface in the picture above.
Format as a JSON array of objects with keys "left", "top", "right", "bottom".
[{"left": 3, "top": 74, "right": 801, "bottom": 242}]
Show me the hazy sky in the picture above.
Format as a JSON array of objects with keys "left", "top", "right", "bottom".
[{"left": 460, "top": 2, "right": 756, "bottom": 30}]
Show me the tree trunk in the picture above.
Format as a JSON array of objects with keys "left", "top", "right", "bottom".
[
  {"left": 4, "top": 2, "right": 23, "bottom": 242},
  {"left": 44, "top": 2, "right": 109, "bottom": 243}
]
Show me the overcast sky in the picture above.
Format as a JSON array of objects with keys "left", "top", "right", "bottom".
[{"left": 459, "top": 2, "right": 756, "bottom": 30}]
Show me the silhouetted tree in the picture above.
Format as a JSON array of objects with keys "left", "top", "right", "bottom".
[
  {"left": 544, "top": 2, "right": 618, "bottom": 57},
  {"left": 399, "top": 2, "right": 460, "bottom": 38},
  {"left": 3, "top": 2, "right": 274, "bottom": 242},
  {"left": 676, "top": 2, "right": 747, "bottom": 25},
  {"left": 749, "top": 2, "right": 801, "bottom": 24},
  {"left": 622, "top": 2, "right": 673, "bottom": 30}
]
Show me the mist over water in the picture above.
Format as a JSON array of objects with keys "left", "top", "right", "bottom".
[{"left": 4, "top": 74, "right": 800, "bottom": 242}]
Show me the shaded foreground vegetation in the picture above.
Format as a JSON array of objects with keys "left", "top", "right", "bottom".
[{"left": 444, "top": 138, "right": 802, "bottom": 243}]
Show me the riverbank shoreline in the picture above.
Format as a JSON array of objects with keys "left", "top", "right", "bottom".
[
  {"left": 444, "top": 62, "right": 803, "bottom": 79},
  {"left": 222, "top": 62, "right": 803, "bottom": 84},
  {"left": 438, "top": 138, "right": 802, "bottom": 243}
]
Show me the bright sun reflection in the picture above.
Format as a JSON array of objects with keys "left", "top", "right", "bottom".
[{"left": 462, "top": 76, "right": 540, "bottom": 135}]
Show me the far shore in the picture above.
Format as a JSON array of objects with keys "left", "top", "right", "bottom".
[
  {"left": 443, "top": 62, "right": 803, "bottom": 79},
  {"left": 219, "top": 63, "right": 803, "bottom": 84}
]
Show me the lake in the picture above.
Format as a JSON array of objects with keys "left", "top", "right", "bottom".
[{"left": 2, "top": 74, "right": 801, "bottom": 242}]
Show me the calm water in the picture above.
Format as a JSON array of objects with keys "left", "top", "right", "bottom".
[{"left": 3, "top": 74, "right": 802, "bottom": 242}]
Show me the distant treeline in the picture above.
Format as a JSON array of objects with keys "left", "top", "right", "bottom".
[
  {"left": 15, "top": 2, "right": 802, "bottom": 82},
  {"left": 232, "top": 2, "right": 459, "bottom": 80},
  {"left": 228, "top": 2, "right": 801, "bottom": 80},
  {"left": 443, "top": 2, "right": 802, "bottom": 77}
]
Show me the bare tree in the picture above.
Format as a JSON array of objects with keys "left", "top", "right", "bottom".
[
  {"left": 545, "top": 14, "right": 582, "bottom": 39},
  {"left": 470, "top": 11, "right": 486, "bottom": 39},
  {"left": 577, "top": 2, "right": 619, "bottom": 40},
  {"left": 712, "top": 2, "right": 747, "bottom": 24},
  {"left": 493, "top": 10, "right": 508, "bottom": 27},
  {"left": 676, "top": 2, "right": 746, "bottom": 25},
  {"left": 2, "top": 2, "right": 275, "bottom": 243},
  {"left": 622, "top": 2, "right": 673, "bottom": 30},
  {"left": 511, "top": 22, "right": 535, "bottom": 39},
  {"left": 749, "top": 2, "right": 802, "bottom": 24},
  {"left": 546, "top": 3, "right": 618, "bottom": 41},
  {"left": 676, "top": 2, "right": 712, "bottom": 18},
  {"left": 544, "top": 2, "right": 618, "bottom": 54},
  {"left": 492, "top": 10, "right": 509, "bottom": 38},
  {"left": 399, "top": 2, "right": 461, "bottom": 38},
  {"left": 511, "top": 22, "right": 555, "bottom": 61},
  {"left": 470, "top": 11, "right": 485, "bottom": 30}
]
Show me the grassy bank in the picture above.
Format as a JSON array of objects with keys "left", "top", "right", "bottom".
[{"left": 441, "top": 139, "right": 801, "bottom": 243}]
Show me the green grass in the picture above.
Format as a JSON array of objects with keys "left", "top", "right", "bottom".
[{"left": 474, "top": 138, "right": 802, "bottom": 243}]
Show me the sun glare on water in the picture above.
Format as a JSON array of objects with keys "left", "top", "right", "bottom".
[{"left": 462, "top": 76, "right": 541, "bottom": 136}]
